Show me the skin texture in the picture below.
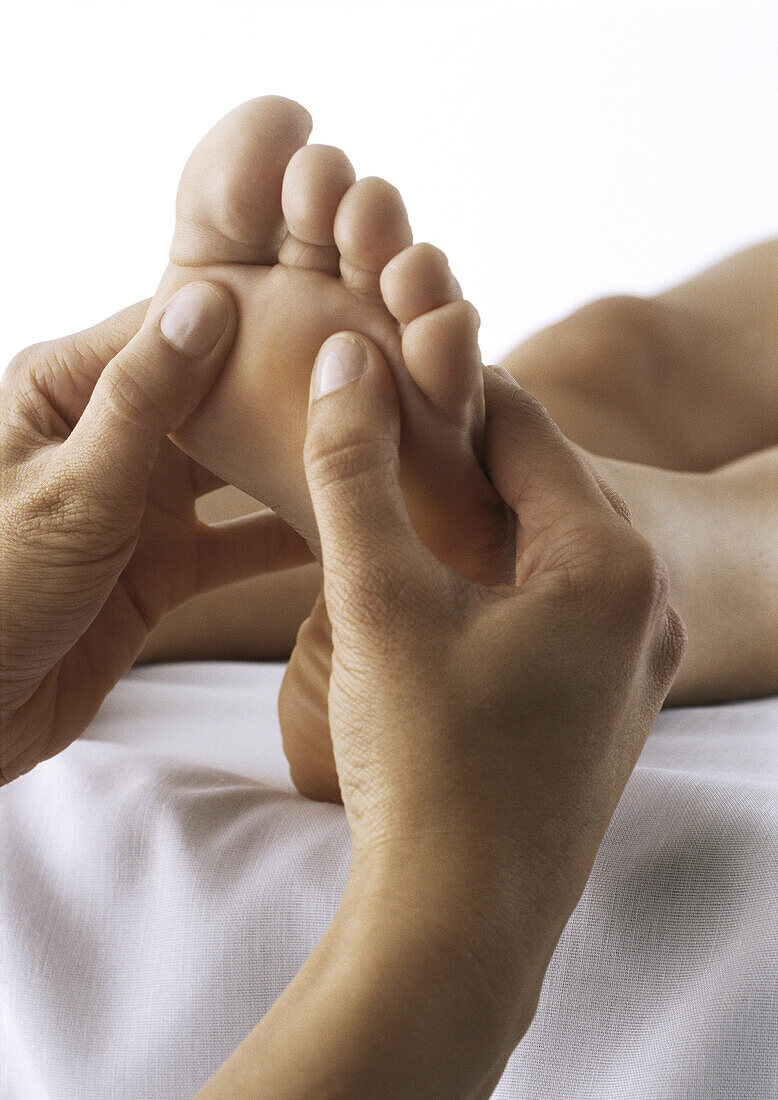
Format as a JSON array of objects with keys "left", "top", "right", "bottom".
[
  {"left": 0, "top": 292, "right": 684, "bottom": 1098},
  {"left": 150, "top": 97, "right": 511, "bottom": 578},
  {"left": 278, "top": 244, "right": 778, "bottom": 801},
  {"left": 0, "top": 290, "right": 309, "bottom": 784},
  {"left": 196, "top": 337, "right": 684, "bottom": 1098},
  {"left": 0, "top": 291, "right": 682, "bottom": 1097},
  {"left": 132, "top": 96, "right": 777, "bottom": 803},
  {"left": 0, "top": 93, "right": 770, "bottom": 1096}
]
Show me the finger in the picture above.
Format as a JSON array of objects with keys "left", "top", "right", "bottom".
[
  {"left": 566, "top": 441, "right": 633, "bottom": 524},
  {"left": 2, "top": 300, "right": 152, "bottom": 464},
  {"left": 483, "top": 367, "right": 619, "bottom": 532},
  {"left": 62, "top": 299, "right": 151, "bottom": 374},
  {"left": 196, "top": 509, "right": 314, "bottom": 592},
  {"left": 10, "top": 300, "right": 152, "bottom": 427},
  {"left": 650, "top": 602, "right": 688, "bottom": 701},
  {"left": 64, "top": 283, "right": 236, "bottom": 508},
  {"left": 591, "top": 473, "right": 633, "bottom": 525},
  {"left": 304, "top": 332, "right": 435, "bottom": 618}
]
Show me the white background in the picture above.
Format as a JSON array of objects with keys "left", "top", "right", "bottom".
[{"left": 1, "top": 0, "right": 776, "bottom": 370}]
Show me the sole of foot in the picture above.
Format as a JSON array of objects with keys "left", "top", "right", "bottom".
[
  {"left": 150, "top": 97, "right": 508, "bottom": 567},
  {"left": 147, "top": 96, "right": 516, "bottom": 801}
]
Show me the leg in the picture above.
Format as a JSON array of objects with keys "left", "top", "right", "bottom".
[
  {"left": 497, "top": 240, "right": 778, "bottom": 704},
  {"left": 591, "top": 446, "right": 778, "bottom": 705},
  {"left": 501, "top": 240, "right": 778, "bottom": 470}
]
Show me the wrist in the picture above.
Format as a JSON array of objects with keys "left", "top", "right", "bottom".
[
  {"left": 199, "top": 845, "right": 549, "bottom": 1099},
  {"left": 316, "top": 862, "right": 546, "bottom": 1098},
  {"left": 342, "top": 881, "right": 533, "bottom": 1097},
  {"left": 346, "top": 837, "right": 558, "bottom": 1034}
]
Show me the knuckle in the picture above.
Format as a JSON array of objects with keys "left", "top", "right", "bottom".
[
  {"left": 613, "top": 536, "right": 671, "bottom": 622},
  {"left": 5, "top": 465, "right": 86, "bottom": 540},
  {"left": 0, "top": 390, "right": 41, "bottom": 465},
  {"left": 612, "top": 491, "right": 633, "bottom": 525},
  {"left": 4, "top": 342, "right": 44, "bottom": 386},
  {"left": 659, "top": 604, "right": 688, "bottom": 675},
  {"left": 5, "top": 337, "right": 86, "bottom": 446},
  {"left": 564, "top": 526, "right": 668, "bottom": 620},
  {"left": 633, "top": 539, "right": 670, "bottom": 603},
  {"left": 304, "top": 431, "right": 397, "bottom": 494},
  {"left": 4, "top": 464, "right": 132, "bottom": 566},
  {"left": 10, "top": 338, "right": 70, "bottom": 395},
  {"left": 100, "top": 357, "right": 161, "bottom": 434}
]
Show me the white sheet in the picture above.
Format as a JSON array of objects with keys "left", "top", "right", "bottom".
[{"left": 1, "top": 662, "right": 776, "bottom": 1099}]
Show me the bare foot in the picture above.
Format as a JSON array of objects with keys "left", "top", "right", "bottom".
[
  {"left": 145, "top": 97, "right": 514, "bottom": 798},
  {"left": 279, "top": 253, "right": 518, "bottom": 802},
  {"left": 150, "top": 97, "right": 509, "bottom": 568}
]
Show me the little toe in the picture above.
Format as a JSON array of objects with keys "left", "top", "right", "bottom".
[
  {"left": 279, "top": 144, "right": 357, "bottom": 275},
  {"left": 334, "top": 177, "right": 413, "bottom": 297},
  {"left": 171, "top": 96, "right": 312, "bottom": 267},
  {"left": 380, "top": 243, "right": 462, "bottom": 324},
  {"left": 402, "top": 299, "right": 483, "bottom": 422}
]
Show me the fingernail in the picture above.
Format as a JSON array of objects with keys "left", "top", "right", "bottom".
[
  {"left": 160, "top": 283, "right": 229, "bottom": 358},
  {"left": 494, "top": 365, "right": 519, "bottom": 385},
  {"left": 313, "top": 335, "right": 367, "bottom": 399}
]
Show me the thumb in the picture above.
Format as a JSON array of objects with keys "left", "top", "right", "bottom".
[
  {"left": 304, "top": 332, "right": 431, "bottom": 622},
  {"left": 64, "top": 282, "right": 236, "bottom": 501}
]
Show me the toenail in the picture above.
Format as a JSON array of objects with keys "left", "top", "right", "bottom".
[
  {"left": 313, "top": 335, "right": 367, "bottom": 399},
  {"left": 160, "top": 283, "right": 229, "bottom": 357}
]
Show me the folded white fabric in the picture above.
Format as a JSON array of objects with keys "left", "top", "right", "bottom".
[{"left": 1, "top": 663, "right": 776, "bottom": 1099}]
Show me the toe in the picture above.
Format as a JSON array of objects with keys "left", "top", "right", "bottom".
[
  {"left": 279, "top": 144, "right": 357, "bottom": 275},
  {"left": 171, "top": 96, "right": 312, "bottom": 267},
  {"left": 334, "top": 177, "right": 413, "bottom": 297},
  {"left": 402, "top": 299, "right": 483, "bottom": 421},
  {"left": 380, "top": 243, "right": 462, "bottom": 324}
]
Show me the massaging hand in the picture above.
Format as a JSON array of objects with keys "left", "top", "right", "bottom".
[
  {"left": 0, "top": 285, "right": 309, "bottom": 784},
  {"left": 200, "top": 330, "right": 687, "bottom": 1098},
  {"left": 304, "top": 332, "right": 686, "bottom": 967}
]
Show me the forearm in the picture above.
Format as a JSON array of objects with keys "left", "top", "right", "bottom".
[{"left": 198, "top": 851, "right": 549, "bottom": 1099}]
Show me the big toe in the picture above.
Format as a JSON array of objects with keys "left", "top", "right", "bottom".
[{"left": 171, "top": 96, "right": 312, "bottom": 267}]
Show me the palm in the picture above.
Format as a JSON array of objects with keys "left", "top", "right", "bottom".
[
  {"left": 22, "top": 436, "right": 215, "bottom": 764},
  {"left": 117, "top": 436, "right": 218, "bottom": 628},
  {"left": 6, "top": 305, "right": 306, "bottom": 773}
]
